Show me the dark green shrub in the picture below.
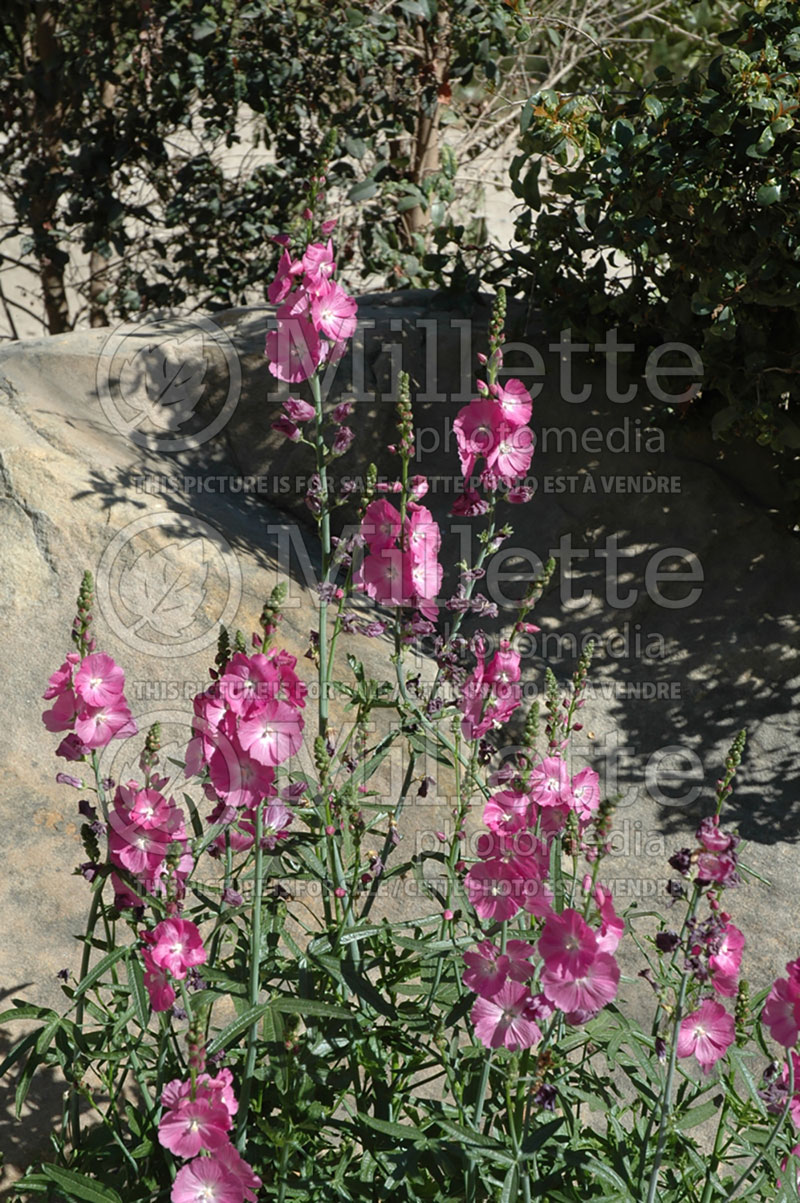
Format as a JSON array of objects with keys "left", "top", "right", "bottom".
[{"left": 507, "top": 1, "right": 800, "bottom": 491}]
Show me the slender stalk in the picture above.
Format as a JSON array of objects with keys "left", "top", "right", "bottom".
[
  {"left": 644, "top": 963, "right": 693, "bottom": 1203},
  {"left": 69, "top": 878, "right": 103, "bottom": 1152},
  {"left": 236, "top": 802, "right": 264, "bottom": 1151},
  {"left": 724, "top": 1050, "right": 794, "bottom": 1200},
  {"left": 310, "top": 372, "right": 330, "bottom": 741}
]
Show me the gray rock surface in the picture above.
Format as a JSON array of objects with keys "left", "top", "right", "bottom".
[{"left": 1, "top": 295, "right": 798, "bottom": 1185}]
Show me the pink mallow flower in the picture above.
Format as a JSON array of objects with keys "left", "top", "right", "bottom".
[
  {"left": 142, "top": 949, "right": 175, "bottom": 1012},
  {"left": 238, "top": 698, "right": 304, "bottom": 767},
  {"left": 572, "top": 767, "right": 600, "bottom": 821},
  {"left": 214, "top": 1144, "right": 262, "bottom": 1202},
  {"left": 490, "top": 378, "right": 532, "bottom": 427},
  {"left": 74, "top": 652, "right": 125, "bottom": 707},
  {"left": 529, "top": 757, "right": 574, "bottom": 809},
  {"left": 171, "top": 1155, "right": 242, "bottom": 1203},
  {"left": 471, "top": 981, "right": 542, "bottom": 1051},
  {"left": 146, "top": 918, "right": 207, "bottom": 981},
  {"left": 677, "top": 999, "right": 735, "bottom": 1073},
  {"left": 158, "top": 1095, "right": 232, "bottom": 1158},
  {"left": 709, "top": 923, "right": 745, "bottom": 998},
  {"left": 763, "top": 959, "right": 800, "bottom": 1047},
  {"left": 540, "top": 952, "right": 620, "bottom": 1023},
  {"left": 538, "top": 908, "right": 597, "bottom": 978}
]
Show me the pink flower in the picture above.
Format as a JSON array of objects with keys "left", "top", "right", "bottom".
[
  {"left": 696, "top": 815, "right": 739, "bottom": 854},
  {"left": 171, "top": 1155, "right": 242, "bottom": 1203},
  {"left": 453, "top": 400, "right": 501, "bottom": 480},
  {"left": 463, "top": 941, "right": 508, "bottom": 998},
  {"left": 219, "top": 652, "right": 280, "bottom": 717},
  {"left": 491, "top": 378, "right": 532, "bottom": 427},
  {"left": 74, "top": 652, "right": 125, "bottom": 707},
  {"left": 529, "top": 758, "right": 574, "bottom": 809},
  {"left": 538, "top": 909, "right": 597, "bottom": 977},
  {"left": 74, "top": 701, "right": 136, "bottom": 748},
  {"left": 215, "top": 1144, "right": 262, "bottom": 1202},
  {"left": 42, "top": 689, "right": 79, "bottom": 732},
  {"left": 142, "top": 949, "right": 175, "bottom": 1012},
  {"left": 43, "top": 659, "right": 75, "bottom": 699},
  {"left": 763, "top": 972, "right": 800, "bottom": 1047},
  {"left": 709, "top": 923, "right": 744, "bottom": 997},
  {"left": 238, "top": 698, "right": 304, "bottom": 766},
  {"left": 162, "top": 1070, "right": 239, "bottom": 1121},
  {"left": 265, "top": 316, "right": 322, "bottom": 384},
  {"left": 471, "top": 981, "right": 542, "bottom": 1051},
  {"left": 677, "top": 999, "right": 735, "bottom": 1073},
  {"left": 267, "top": 249, "right": 299, "bottom": 304},
  {"left": 311, "top": 279, "right": 357, "bottom": 341},
  {"left": 451, "top": 488, "right": 489, "bottom": 516},
  {"left": 361, "top": 499, "right": 402, "bottom": 552},
  {"left": 505, "top": 939, "right": 536, "bottom": 981},
  {"left": 541, "top": 952, "right": 620, "bottom": 1021},
  {"left": 147, "top": 918, "right": 207, "bottom": 980},
  {"left": 484, "top": 641, "right": 521, "bottom": 688},
  {"left": 572, "top": 767, "right": 600, "bottom": 821},
  {"left": 482, "top": 789, "right": 530, "bottom": 835},
  {"left": 464, "top": 859, "right": 521, "bottom": 922},
  {"left": 301, "top": 238, "right": 335, "bottom": 282},
  {"left": 284, "top": 396, "right": 316, "bottom": 423},
  {"left": 593, "top": 884, "right": 624, "bottom": 955},
  {"left": 486, "top": 421, "right": 534, "bottom": 484},
  {"left": 158, "top": 1096, "right": 232, "bottom": 1157}
]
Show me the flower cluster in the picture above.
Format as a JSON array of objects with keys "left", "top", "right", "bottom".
[
  {"left": 186, "top": 650, "right": 306, "bottom": 816},
  {"left": 158, "top": 1070, "right": 261, "bottom": 1203},
  {"left": 353, "top": 498, "right": 442, "bottom": 619},
  {"left": 668, "top": 814, "right": 741, "bottom": 890},
  {"left": 141, "top": 917, "right": 207, "bottom": 1013},
  {"left": 266, "top": 239, "right": 357, "bottom": 384},
  {"left": 42, "top": 650, "right": 137, "bottom": 754},
  {"left": 464, "top": 894, "right": 622, "bottom": 1051},
  {"left": 458, "top": 637, "right": 522, "bottom": 740},
  {"left": 452, "top": 375, "right": 535, "bottom": 508},
  {"left": 462, "top": 752, "right": 618, "bottom": 1047},
  {"left": 108, "top": 782, "right": 194, "bottom": 910}
]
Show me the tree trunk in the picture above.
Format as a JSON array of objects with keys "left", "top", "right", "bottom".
[
  {"left": 29, "top": 1, "right": 70, "bottom": 333},
  {"left": 88, "top": 75, "right": 117, "bottom": 328},
  {"left": 401, "top": 6, "right": 450, "bottom": 247}
]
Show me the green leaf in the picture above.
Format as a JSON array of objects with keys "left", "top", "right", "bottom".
[
  {"left": 344, "top": 136, "right": 367, "bottom": 160},
  {"left": 756, "top": 182, "right": 781, "bottom": 205},
  {"left": 270, "top": 996, "right": 352, "bottom": 1020},
  {"left": 643, "top": 95, "right": 663, "bottom": 120},
  {"left": 42, "top": 1164, "right": 123, "bottom": 1203},
  {"left": 207, "top": 1002, "right": 273, "bottom": 1055},
  {"left": 127, "top": 956, "right": 150, "bottom": 1029},
  {"left": 357, "top": 1112, "right": 426, "bottom": 1142},
  {"left": 674, "top": 1096, "right": 722, "bottom": 1131},
  {"left": 73, "top": 945, "right": 130, "bottom": 999},
  {"left": 520, "top": 1116, "right": 564, "bottom": 1155},
  {"left": 500, "top": 1163, "right": 519, "bottom": 1203},
  {"left": 0, "top": 1003, "right": 56, "bottom": 1025},
  {"left": 349, "top": 179, "right": 378, "bottom": 202}
]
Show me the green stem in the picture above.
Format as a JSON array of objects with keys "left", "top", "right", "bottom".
[
  {"left": 310, "top": 372, "right": 330, "bottom": 741},
  {"left": 644, "top": 963, "right": 694, "bottom": 1203},
  {"left": 236, "top": 802, "right": 264, "bottom": 1151},
  {"left": 69, "top": 878, "right": 104, "bottom": 1152},
  {"left": 724, "top": 1049, "right": 794, "bottom": 1200}
]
